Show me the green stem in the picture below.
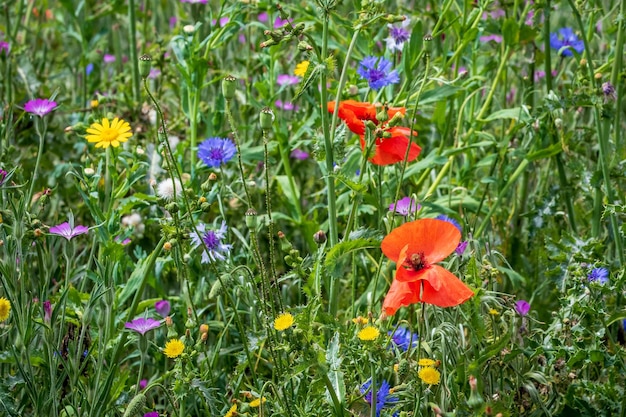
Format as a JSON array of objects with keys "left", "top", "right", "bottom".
[
  {"left": 127, "top": 0, "right": 141, "bottom": 103},
  {"left": 27, "top": 117, "right": 46, "bottom": 208},
  {"left": 263, "top": 130, "right": 280, "bottom": 315},
  {"left": 224, "top": 96, "right": 252, "bottom": 206}
]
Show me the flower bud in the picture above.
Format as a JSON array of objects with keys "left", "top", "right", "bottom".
[
  {"left": 123, "top": 393, "right": 146, "bottom": 417},
  {"left": 375, "top": 103, "right": 389, "bottom": 123},
  {"left": 163, "top": 241, "right": 172, "bottom": 251},
  {"left": 165, "top": 202, "right": 179, "bottom": 213},
  {"left": 222, "top": 75, "right": 237, "bottom": 100},
  {"left": 138, "top": 54, "right": 152, "bottom": 79},
  {"left": 245, "top": 208, "right": 258, "bottom": 229},
  {"left": 423, "top": 34, "right": 433, "bottom": 55},
  {"left": 183, "top": 24, "right": 195, "bottom": 35},
  {"left": 200, "top": 324, "right": 209, "bottom": 334},
  {"left": 297, "top": 41, "right": 313, "bottom": 51},
  {"left": 259, "top": 107, "right": 275, "bottom": 130},
  {"left": 313, "top": 230, "right": 327, "bottom": 245}
]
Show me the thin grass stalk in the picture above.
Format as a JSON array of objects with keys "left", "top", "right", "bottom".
[{"left": 127, "top": 0, "right": 141, "bottom": 103}]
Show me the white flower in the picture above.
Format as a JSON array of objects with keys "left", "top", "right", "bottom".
[{"left": 157, "top": 178, "right": 183, "bottom": 201}]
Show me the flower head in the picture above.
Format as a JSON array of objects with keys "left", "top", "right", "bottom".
[
  {"left": 224, "top": 404, "right": 237, "bottom": 417},
  {"left": 43, "top": 300, "right": 52, "bottom": 322},
  {"left": 388, "top": 326, "right": 418, "bottom": 351},
  {"left": 103, "top": 54, "right": 116, "bottom": 64},
  {"left": 357, "top": 56, "right": 400, "bottom": 90},
  {"left": 275, "top": 100, "right": 299, "bottom": 111},
  {"left": 358, "top": 325, "right": 380, "bottom": 341},
  {"left": 381, "top": 219, "right": 474, "bottom": 315},
  {"left": 294, "top": 61, "right": 309, "bottom": 77},
  {"left": 249, "top": 397, "right": 267, "bottom": 408},
  {"left": 85, "top": 117, "right": 132, "bottom": 148},
  {"left": 602, "top": 82, "right": 616, "bottom": 101},
  {"left": 49, "top": 222, "right": 89, "bottom": 241},
  {"left": 198, "top": 137, "right": 236, "bottom": 168},
  {"left": 515, "top": 300, "right": 530, "bottom": 316},
  {"left": 587, "top": 267, "right": 609, "bottom": 285},
  {"left": 455, "top": 241, "right": 468, "bottom": 256},
  {"left": 156, "top": 178, "right": 183, "bottom": 201},
  {"left": 0, "top": 297, "right": 11, "bottom": 322},
  {"left": 418, "top": 358, "right": 436, "bottom": 367},
  {"left": 360, "top": 379, "right": 397, "bottom": 417},
  {"left": 277, "top": 74, "right": 300, "bottom": 86},
  {"left": 0, "top": 41, "right": 9, "bottom": 56},
  {"left": 139, "top": 379, "right": 148, "bottom": 390},
  {"left": 125, "top": 317, "right": 161, "bottom": 335},
  {"left": 389, "top": 196, "right": 419, "bottom": 216},
  {"left": 550, "top": 28, "right": 584, "bottom": 57},
  {"left": 155, "top": 300, "right": 171, "bottom": 317},
  {"left": 144, "top": 412, "right": 158, "bottom": 417},
  {"left": 290, "top": 149, "right": 309, "bottom": 160},
  {"left": 418, "top": 367, "right": 441, "bottom": 385},
  {"left": 0, "top": 169, "right": 7, "bottom": 186},
  {"left": 163, "top": 339, "right": 185, "bottom": 358},
  {"left": 435, "top": 215, "right": 462, "bottom": 232},
  {"left": 190, "top": 221, "right": 232, "bottom": 264},
  {"left": 479, "top": 34, "right": 503, "bottom": 43},
  {"left": 24, "top": 98, "right": 57, "bottom": 117},
  {"left": 327, "top": 100, "right": 420, "bottom": 166},
  {"left": 274, "top": 312, "right": 295, "bottom": 331},
  {"left": 386, "top": 18, "right": 411, "bottom": 53}
]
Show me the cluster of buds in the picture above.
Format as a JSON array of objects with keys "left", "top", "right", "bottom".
[{"left": 260, "top": 5, "right": 310, "bottom": 49}]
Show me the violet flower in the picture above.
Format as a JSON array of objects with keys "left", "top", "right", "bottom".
[
  {"left": 125, "top": 317, "right": 161, "bottom": 335},
  {"left": 277, "top": 74, "right": 300, "bottom": 86},
  {"left": 386, "top": 17, "right": 411, "bottom": 53},
  {"left": 357, "top": 56, "right": 400, "bottom": 90},
  {"left": 155, "top": 300, "right": 171, "bottom": 317},
  {"left": 587, "top": 267, "right": 609, "bottom": 285},
  {"left": 389, "top": 196, "right": 419, "bottom": 216},
  {"left": 515, "top": 300, "right": 530, "bottom": 316},
  {"left": 24, "top": 98, "right": 58, "bottom": 117},
  {"left": 49, "top": 222, "right": 89, "bottom": 241},
  {"left": 290, "top": 149, "right": 309, "bottom": 160}
]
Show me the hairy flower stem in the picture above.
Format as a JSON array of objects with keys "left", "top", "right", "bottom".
[
  {"left": 262, "top": 130, "right": 281, "bottom": 315},
  {"left": 224, "top": 98, "right": 252, "bottom": 206},
  {"left": 567, "top": 0, "right": 624, "bottom": 266},
  {"left": 26, "top": 117, "right": 46, "bottom": 208}
]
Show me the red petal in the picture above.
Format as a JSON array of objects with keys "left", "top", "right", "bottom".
[
  {"left": 419, "top": 265, "right": 474, "bottom": 307},
  {"left": 381, "top": 219, "right": 461, "bottom": 264},
  {"left": 382, "top": 279, "right": 421, "bottom": 316}
]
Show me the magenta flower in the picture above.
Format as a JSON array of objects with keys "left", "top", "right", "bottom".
[
  {"left": 143, "top": 412, "right": 158, "bottom": 417},
  {"left": 103, "top": 54, "right": 116, "bottom": 64},
  {"left": 455, "top": 241, "right": 468, "bottom": 256},
  {"left": 277, "top": 74, "right": 300, "bottom": 86},
  {"left": 125, "top": 317, "right": 161, "bottom": 335},
  {"left": 290, "top": 149, "right": 309, "bottom": 160},
  {"left": 24, "top": 98, "right": 58, "bottom": 117},
  {"left": 0, "top": 41, "right": 9, "bottom": 56},
  {"left": 275, "top": 100, "right": 298, "bottom": 111},
  {"left": 479, "top": 34, "right": 503, "bottom": 43},
  {"left": 515, "top": 300, "right": 530, "bottom": 316},
  {"left": 155, "top": 300, "right": 171, "bottom": 317},
  {"left": 389, "top": 196, "right": 419, "bottom": 216},
  {"left": 139, "top": 379, "right": 148, "bottom": 390},
  {"left": 43, "top": 300, "right": 52, "bottom": 322},
  {"left": 49, "top": 222, "right": 89, "bottom": 240},
  {"left": 258, "top": 12, "right": 269, "bottom": 23},
  {"left": 0, "top": 169, "right": 7, "bottom": 186}
]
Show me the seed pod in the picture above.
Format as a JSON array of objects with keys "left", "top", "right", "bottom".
[{"left": 138, "top": 54, "right": 152, "bottom": 79}]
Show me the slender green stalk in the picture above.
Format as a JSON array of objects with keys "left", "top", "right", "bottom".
[
  {"left": 26, "top": 117, "right": 46, "bottom": 208},
  {"left": 127, "top": 0, "right": 141, "bottom": 103},
  {"left": 262, "top": 129, "right": 280, "bottom": 315},
  {"left": 610, "top": 0, "right": 625, "bottom": 157},
  {"left": 224, "top": 95, "right": 252, "bottom": 206}
]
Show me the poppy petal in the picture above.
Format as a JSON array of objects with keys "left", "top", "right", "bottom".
[
  {"left": 419, "top": 265, "right": 474, "bottom": 307},
  {"left": 369, "top": 133, "right": 421, "bottom": 165},
  {"left": 382, "top": 219, "right": 461, "bottom": 264},
  {"left": 382, "top": 279, "right": 422, "bottom": 316}
]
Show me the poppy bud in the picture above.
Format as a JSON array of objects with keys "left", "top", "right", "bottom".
[
  {"left": 138, "top": 54, "right": 152, "bottom": 79},
  {"left": 123, "top": 393, "right": 146, "bottom": 417},
  {"left": 222, "top": 75, "right": 237, "bottom": 100},
  {"left": 245, "top": 208, "right": 258, "bottom": 228},
  {"left": 423, "top": 34, "right": 433, "bottom": 55}
]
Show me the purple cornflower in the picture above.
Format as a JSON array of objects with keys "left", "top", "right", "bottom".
[
  {"left": 515, "top": 300, "right": 530, "bottom": 316},
  {"left": 1, "top": 41, "right": 10, "bottom": 55},
  {"left": 602, "top": 82, "right": 616, "bottom": 101},
  {"left": 125, "top": 317, "right": 161, "bottom": 335},
  {"left": 155, "top": 300, "right": 171, "bottom": 317},
  {"left": 275, "top": 100, "right": 298, "bottom": 111},
  {"left": 360, "top": 379, "right": 398, "bottom": 417},
  {"left": 290, "top": 149, "right": 309, "bottom": 160},
  {"left": 480, "top": 34, "right": 503, "bottom": 43},
  {"left": 24, "top": 98, "right": 57, "bottom": 117},
  {"left": 389, "top": 197, "right": 419, "bottom": 216},
  {"left": 388, "top": 326, "right": 418, "bottom": 351},
  {"left": 386, "top": 17, "right": 411, "bottom": 53},
  {"left": 49, "top": 222, "right": 89, "bottom": 241},
  {"left": 435, "top": 215, "right": 462, "bottom": 233},
  {"left": 357, "top": 56, "right": 400, "bottom": 90},
  {"left": 197, "top": 137, "right": 237, "bottom": 168},
  {"left": 549, "top": 28, "right": 584, "bottom": 57},
  {"left": 455, "top": 241, "right": 468, "bottom": 256},
  {"left": 190, "top": 221, "right": 232, "bottom": 264},
  {"left": 274, "top": 16, "right": 292, "bottom": 28},
  {"left": 587, "top": 267, "right": 609, "bottom": 285},
  {"left": 103, "top": 54, "right": 116, "bottom": 64},
  {"left": 277, "top": 74, "right": 300, "bottom": 86}
]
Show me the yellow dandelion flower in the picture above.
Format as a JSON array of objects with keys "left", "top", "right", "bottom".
[
  {"left": 224, "top": 404, "right": 237, "bottom": 417},
  {"left": 274, "top": 312, "right": 294, "bottom": 331},
  {"left": 163, "top": 338, "right": 185, "bottom": 358},
  {"left": 418, "top": 358, "right": 437, "bottom": 367},
  {"left": 488, "top": 308, "right": 499, "bottom": 316},
  {"left": 294, "top": 60, "right": 310, "bottom": 77},
  {"left": 249, "top": 397, "right": 266, "bottom": 408},
  {"left": 0, "top": 297, "right": 10, "bottom": 322},
  {"left": 357, "top": 325, "right": 380, "bottom": 341},
  {"left": 351, "top": 316, "right": 369, "bottom": 325},
  {"left": 85, "top": 117, "right": 132, "bottom": 149},
  {"left": 394, "top": 363, "right": 399, "bottom": 372},
  {"left": 418, "top": 366, "right": 441, "bottom": 385}
]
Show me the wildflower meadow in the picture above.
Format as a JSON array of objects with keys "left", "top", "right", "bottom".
[{"left": 1, "top": 0, "right": 626, "bottom": 416}]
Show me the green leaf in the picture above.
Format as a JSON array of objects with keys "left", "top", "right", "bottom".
[
  {"left": 276, "top": 175, "right": 300, "bottom": 201},
  {"left": 324, "top": 236, "right": 381, "bottom": 278},
  {"left": 482, "top": 106, "right": 531, "bottom": 122},
  {"left": 325, "top": 332, "right": 345, "bottom": 407},
  {"left": 525, "top": 142, "right": 562, "bottom": 161},
  {"left": 607, "top": 310, "right": 626, "bottom": 326},
  {"left": 503, "top": 18, "right": 520, "bottom": 46},
  {"left": 118, "top": 257, "right": 148, "bottom": 306},
  {"left": 419, "top": 84, "right": 461, "bottom": 105}
]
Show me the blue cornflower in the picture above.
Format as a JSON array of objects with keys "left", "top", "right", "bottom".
[
  {"left": 549, "top": 28, "right": 584, "bottom": 57},
  {"left": 357, "top": 56, "right": 400, "bottom": 90},
  {"left": 190, "top": 221, "right": 232, "bottom": 264},
  {"left": 435, "top": 215, "right": 462, "bottom": 233},
  {"left": 386, "top": 18, "right": 411, "bottom": 53},
  {"left": 388, "top": 326, "right": 418, "bottom": 351},
  {"left": 587, "top": 267, "right": 609, "bottom": 285},
  {"left": 360, "top": 379, "right": 398, "bottom": 417},
  {"left": 198, "top": 137, "right": 237, "bottom": 168}
]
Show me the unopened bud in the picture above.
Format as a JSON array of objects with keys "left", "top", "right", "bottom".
[
  {"left": 138, "top": 54, "right": 152, "bottom": 79},
  {"left": 313, "top": 230, "right": 327, "bottom": 245},
  {"left": 222, "top": 75, "right": 237, "bottom": 100},
  {"left": 245, "top": 208, "right": 258, "bottom": 228},
  {"left": 260, "top": 107, "right": 275, "bottom": 130},
  {"left": 123, "top": 393, "right": 146, "bottom": 417},
  {"left": 200, "top": 324, "right": 209, "bottom": 334},
  {"left": 297, "top": 41, "right": 313, "bottom": 51},
  {"left": 183, "top": 25, "right": 195, "bottom": 35}
]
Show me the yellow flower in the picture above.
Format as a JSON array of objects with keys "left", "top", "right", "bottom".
[
  {"left": 249, "top": 397, "right": 266, "bottom": 408},
  {"left": 351, "top": 316, "right": 369, "bottom": 325},
  {"left": 488, "top": 308, "right": 499, "bottom": 316},
  {"left": 0, "top": 297, "right": 10, "bottom": 322},
  {"left": 224, "top": 404, "right": 237, "bottom": 417},
  {"left": 418, "top": 358, "right": 437, "bottom": 367},
  {"left": 418, "top": 366, "right": 441, "bottom": 385},
  {"left": 357, "top": 325, "right": 380, "bottom": 341},
  {"left": 85, "top": 117, "right": 132, "bottom": 149},
  {"left": 163, "top": 338, "right": 185, "bottom": 358},
  {"left": 294, "top": 60, "right": 310, "bottom": 77},
  {"left": 274, "top": 312, "right": 294, "bottom": 331}
]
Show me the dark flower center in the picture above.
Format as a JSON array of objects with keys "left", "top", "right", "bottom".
[
  {"left": 209, "top": 148, "right": 225, "bottom": 161},
  {"left": 390, "top": 27, "right": 410, "bottom": 44},
  {"left": 406, "top": 252, "right": 427, "bottom": 271},
  {"left": 202, "top": 231, "right": 220, "bottom": 250},
  {"left": 367, "top": 68, "right": 385, "bottom": 84}
]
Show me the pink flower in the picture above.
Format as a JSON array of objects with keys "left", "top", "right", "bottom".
[
  {"left": 125, "top": 317, "right": 161, "bottom": 335},
  {"left": 103, "top": 54, "right": 116, "bottom": 64},
  {"left": 49, "top": 222, "right": 88, "bottom": 240},
  {"left": 24, "top": 98, "right": 57, "bottom": 117}
]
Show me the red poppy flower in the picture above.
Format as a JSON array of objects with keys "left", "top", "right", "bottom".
[
  {"left": 327, "top": 100, "right": 420, "bottom": 166},
  {"left": 381, "top": 219, "right": 474, "bottom": 315}
]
